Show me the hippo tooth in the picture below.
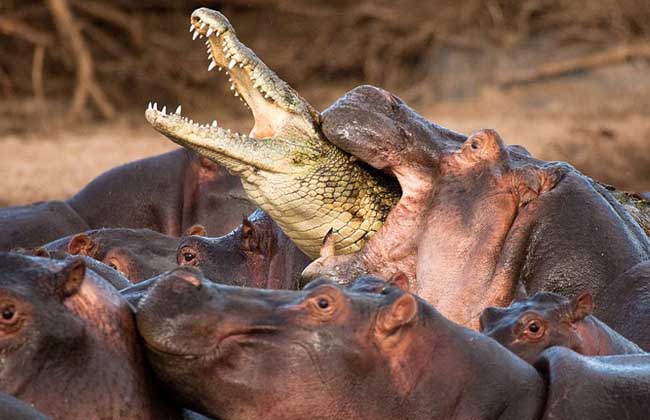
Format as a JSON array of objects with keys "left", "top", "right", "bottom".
[
  {"left": 192, "top": 31, "right": 199, "bottom": 41},
  {"left": 161, "top": 106, "right": 166, "bottom": 115},
  {"left": 228, "top": 59, "right": 236, "bottom": 69},
  {"left": 208, "top": 61, "right": 216, "bottom": 71},
  {"left": 212, "top": 120, "right": 217, "bottom": 127},
  {"left": 153, "top": 102, "right": 158, "bottom": 111},
  {"left": 175, "top": 105, "right": 182, "bottom": 114},
  {"left": 206, "top": 28, "right": 214, "bottom": 37}
]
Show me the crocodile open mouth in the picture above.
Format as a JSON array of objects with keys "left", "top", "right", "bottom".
[{"left": 145, "top": 8, "right": 319, "bottom": 147}]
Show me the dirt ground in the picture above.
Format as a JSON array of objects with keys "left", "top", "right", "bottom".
[{"left": 1, "top": 57, "right": 649, "bottom": 207}]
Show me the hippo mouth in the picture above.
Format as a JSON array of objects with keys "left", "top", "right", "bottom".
[
  {"left": 142, "top": 325, "right": 278, "bottom": 361},
  {"left": 144, "top": 7, "right": 321, "bottom": 174}
]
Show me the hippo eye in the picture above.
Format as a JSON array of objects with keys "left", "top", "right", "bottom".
[
  {"left": 471, "top": 140, "right": 480, "bottom": 150},
  {"left": 317, "top": 298, "right": 330, "bottom": 309},
  {"left": 183, "top": 252, "right": 195, "bottom": 263},
  {"left": 523, "top": 319, "right": 545, "bottom": 339},
  {"left": 1, "top": 305, "right": 16, "bottom": 322},
  {"left": 108, "top": 262, "right": 118, "bottom": 270}
]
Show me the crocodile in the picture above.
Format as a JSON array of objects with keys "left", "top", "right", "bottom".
[
  {"left": 145, "top": 8, "right": 399, "bottom": 258},
  {"left": 145, "top": 8, "right": 650, "bottom": 262}
]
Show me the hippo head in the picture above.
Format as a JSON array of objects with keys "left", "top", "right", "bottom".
[
  {"left": 0, "top": 253, "right": 175, "bottom": 419},
  {"left": 307, "top": 85, "right": 648, "bottom": 329},
  {"left": 479, "top": 291, "right": 594, "bottom": 363},
  {"left": 48, "top": 227, "right": 200, "bottom": 283},
  {"left": 0, "top": 254, "right": 87, "bottom": 394},
  {"left": 177, "top": 209, "right": 309, "bottom": 289},
  {"left": 136, "top": 267, "right": 428, "bottom": 419}
]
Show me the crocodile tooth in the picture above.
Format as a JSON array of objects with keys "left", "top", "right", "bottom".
[
  {"left": 192, "top": 31, "right": 199, "bottom": 41},
  {"left": 189, "top": 25, "right": 194, "bottom": 33},
  {"left": 208, "top": 61, "right": 216, "bottom": 71},
  {"left": 234, "top": 91, "right": 239, "bottom": 97},
  {"left": 153, "top": 102, "right": 158, "bottom": 111},
  {"left": 212, "top": 120, "right": 218, "bottom": 127},
  {"left": 228, "top": 59, "right": 236, "bottom": 69},
  {"left": 200, "top": 22, "right": 206, "bottom": 29},
  {"left": 216, "top": 30, "right": 222, "bottom": 37},
  {"left": 147, "top": 101, "right": 152, "bottom": 110},
  {"left": 239, "top": 62, "right": 244, "bottom": 68},
  {"left": 230, "top": 84, "right": 235, "bottom": 91},
  {"left": 161, "top": 106, "right": 166, "bottom": 115},
  {"left": 223, "top": 45, "right": 228, "bottom": 52},
  {"left": 218, "top": 66, "right": 222, "bottom": 72},
  {"left": 175, "top": 105, "right": 182, "bottom": 114},
  {"left": 206, "top": 28, "right": 214, "bottom": 37},
  {"left": 227, "top": 129, "right": 231, "bottom": 133}
]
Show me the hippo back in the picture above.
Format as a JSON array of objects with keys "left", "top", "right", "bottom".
[{"left": 535, "top": 347, "right": 650, "bottom": 419}]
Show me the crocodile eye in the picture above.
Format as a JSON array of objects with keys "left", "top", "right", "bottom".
[
  {"left": 317, "top": 298, "right": 330, "bottom": 309},
  {"left": 108, "top": 262, "right": 118, "bottom": 270},
  {"left": 471, "top": 140, "right": 480, "bottom": 150},
  {"left": 528, "top": 322, "right": 540, "bottom": 333}
]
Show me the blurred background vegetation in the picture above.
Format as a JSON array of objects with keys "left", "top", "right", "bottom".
[{"left": 0, "top": 0, "right": 649, "bottom": 204}]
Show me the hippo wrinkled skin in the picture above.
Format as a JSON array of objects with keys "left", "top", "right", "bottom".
[
  {"left": 480, "top": 291, "right": 644, "bottom": 363},
  {"left": 136, "top": 267, "right": 545, "bottom": 420},
  {"left": 0, "top": 253, "right": 182, "bottom": 419},
  {"left": 304, "top": 85, "right": 650, "bottom": 330}
]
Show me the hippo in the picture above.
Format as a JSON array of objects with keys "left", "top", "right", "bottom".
[
  {"left": 480, "top": 291, "right": 644, "bottom": 363},
  {"left": 0, "top": 201, "right": 89, "bottom": 252},
  {"left": 590, "top": 260, "right": 650, "bottom": 349},
  {"left": 177, "top": 209, "right": 311, "bottom": 289},
  {"left": 67, "top": 148, "right": 255, "bottom": 237},
  {"left": 136, "top": 267, "right": 546, "bottom": 420},
  {"left": 534, "top": 347, "right": 650, "bottom": 419},
  {"left": 0, "top": 253, "right": 183, "bottom": 419},
  {"left": 304, "top": 85, "right": 650, "bottom": 330},
  {"left": 1, "top": 148, "right": 255, "bottom": 252},
  {"left": 40, "top": 225, "right": 206, "bottom": 283},
  {"left": 0, "top": 393, "right": 49, "bottom": 419}
]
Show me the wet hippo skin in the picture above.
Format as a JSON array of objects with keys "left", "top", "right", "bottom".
[
  {"left": 135, "top": 268, "right": 545, "bottom": 420},
  {"left": 0, "top": 253, "right": 183, "bottom": 419}
]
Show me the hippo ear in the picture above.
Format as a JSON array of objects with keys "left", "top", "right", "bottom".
[
  {"left": 319, "top": 228, "right": 336, "bottom": 258},
  {"left": 68, "top": 233, "right": 97, "bottom": 257},
  {"left": 571, "top": 292, "right": 593, "bottom": 321},
  {"left": 241, "top": 218, "right": 260, "bottom": 252},
  {"left": 56, "top": 258, "right": 86, "bottom": 299},
  {"left": 377, "top": 293, "right": 418, "bottom": 336},
  {"left": 388, "top": 271, "right": 410, "bottom": 291},
  {"left": 185, "top": 224, "right": 207, "bottom": 237},
  {"left": 460, "top": 129, "right": 507, "bottom": 165}
]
